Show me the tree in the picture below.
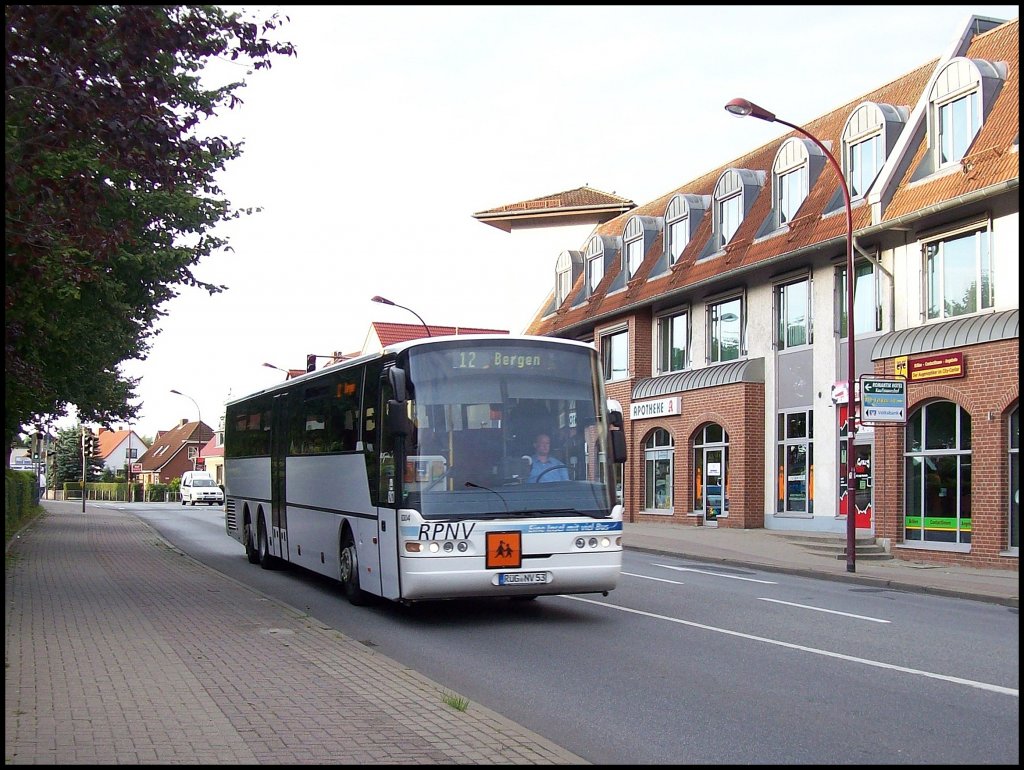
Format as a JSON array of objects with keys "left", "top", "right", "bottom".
[
  {"left": 51, "top": 425, "right": 103, "bottom": 486},
  {"left": 4, "top": 5, "right": 296, "bottom": 457}
]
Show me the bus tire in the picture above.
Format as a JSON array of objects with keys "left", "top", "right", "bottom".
[
  {"left": 258, "top": 521, "right": 275, "bottom": 570},
  {"left": 339, "top": 531, "right": 371, "bottom": 606},
  {"left": 244, "top": 517, "right": 259, "bottom": 564}
]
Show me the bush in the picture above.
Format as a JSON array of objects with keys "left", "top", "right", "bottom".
[{"left": 5, "top": 469, "right": 42, "bottom": 542}]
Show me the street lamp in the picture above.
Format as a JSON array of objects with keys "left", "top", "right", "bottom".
[
  {"left": 725, "top": 97, "right": 857, "bottom": 573},
  {"left": 170, "top": 388, "right": 202, "bottom": 471},
  {"left": 371, "top": 295, "right": 431, "bottom": 337}
]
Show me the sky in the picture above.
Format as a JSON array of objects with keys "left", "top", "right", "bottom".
[{"left": 68, "top": 4, "right": 1019, "bottom": 442}]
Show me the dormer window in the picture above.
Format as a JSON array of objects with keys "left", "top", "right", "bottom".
[
  {"left": 842, "top": 101, "right": 907, "bottom": 197},
  {"left": 586, "top": 238, "right": 604, "bottom": 294},
  {"left": 618, "top": 215, "right": 661, "bottom": 283},
  {"left": 555, "top": 250, "right": 582, "bottom": 307},
  {"left": 583, "top": 234, "right": 621, "bottom": 298},
  {"left": 719, "top": 189, "right": 742, "bottom": 249},
  {"left": 710, "top": 169, "right": 764, "bottom": 254},
  {"left": 774, "top": 138, "right": 810, "bottom": 227},
  {"left": 928, "top": 58, "right": 1005, "bottom": 171},
  {"left": 664, "top": 194, "right": 709, "bottom": 265},
  {"left": 624, "top": 218, "right": 645, "bottom": 278}
]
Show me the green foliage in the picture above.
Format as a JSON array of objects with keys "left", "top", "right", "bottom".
[
  {"left": 4, "top": 5, "right": 296, "bottom": 453},
  {"left": 441, "top": 691, "right": 470, "bottom": 712},
  {"left": 5, "top": 469, "right": 42, "bottom": 543},
  {"left": 51, "top": 425, "right": 104, "bottom": 485}
]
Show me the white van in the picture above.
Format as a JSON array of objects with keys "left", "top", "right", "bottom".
[{"left": 179, "top": 471, "right": 224, "bottom": 506}]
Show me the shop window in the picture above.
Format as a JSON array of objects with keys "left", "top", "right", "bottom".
[
  {"left": 643, "top": 428, "right": 674, "bottom": 512},
  {"left": 904, "top": 400, "right": 972, "bottom": 545}
]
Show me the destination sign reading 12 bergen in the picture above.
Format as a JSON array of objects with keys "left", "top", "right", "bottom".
[{"left": 452, "top": 350, "right": 547, "bottom": 370}]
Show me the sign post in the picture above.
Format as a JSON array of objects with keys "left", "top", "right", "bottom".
[{"left": 860, "top": 376, "right": 907, "bottom": 425}]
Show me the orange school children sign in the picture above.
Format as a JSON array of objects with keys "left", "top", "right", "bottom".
[{"left": 906, "top": 351, "right": 965, "bottom": 382}]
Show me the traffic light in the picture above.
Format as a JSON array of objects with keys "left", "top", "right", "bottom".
[
  {"left": 81, "top": 427, "right": 100, "bottom": 460},
  {"left": 306, "top": 353, "right": 316, "bottom": 373}
]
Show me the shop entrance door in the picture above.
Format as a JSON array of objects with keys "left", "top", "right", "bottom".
[{"left": 703, "top": 448, "right": 725, "bottom": 527}]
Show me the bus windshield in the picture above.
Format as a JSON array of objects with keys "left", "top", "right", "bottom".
[{"left": 397, "top": 340, "right": 615, "bottom": 519}]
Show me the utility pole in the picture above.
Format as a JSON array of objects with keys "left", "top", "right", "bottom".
[{"left": 81, "top": 425, "right": 87, "bottom": 513}]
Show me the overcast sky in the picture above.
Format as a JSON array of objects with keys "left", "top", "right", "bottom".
[{"left": 83, "top": 5, "right": 1019, "bottom": 441}]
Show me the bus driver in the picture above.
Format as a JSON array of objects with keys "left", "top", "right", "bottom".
[{"left": 526, "top": 432, "right": 569, "bottom": 483}]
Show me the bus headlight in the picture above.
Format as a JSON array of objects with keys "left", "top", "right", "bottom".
[
  {"left": 457, "top": 541, "right": 468, "bottom": 552},
  {"left": 428, "top": 542, "right": 440, "bottom": 553},
  {"left": 443, "top": 541, "right": 454, "bottom": 552}
]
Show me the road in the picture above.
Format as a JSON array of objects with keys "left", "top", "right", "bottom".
[{"left": 129, "top": 501, "right": 1019, "bottom": 764}]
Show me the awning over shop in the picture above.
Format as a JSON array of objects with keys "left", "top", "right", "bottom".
[
  {"left": 632, "top": 358, "right": 765, "bottom": 400},
  {"left": 871, "top": 309, "right": 1018, "bottom": 360}
]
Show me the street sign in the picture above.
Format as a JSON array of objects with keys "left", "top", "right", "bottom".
[{"left": 860, "top": 376, "right": 907, "bottom": 424}]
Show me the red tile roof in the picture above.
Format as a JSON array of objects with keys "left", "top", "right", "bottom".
[
  {"left": 370, "top": 321, "right": 508, "bottom": 347},
  {"left": 525, "top": 18, "right": 1019, "bottom": 337}
]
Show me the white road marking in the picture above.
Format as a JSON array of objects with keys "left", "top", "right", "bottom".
[
  {"left": 562, "top": 595, "right": 1017, "bottom": 697},
  {"left": 621, "top": 571, "right": 684, "bottom": 585},
  {"left": 654, "top": 563, "right": 777, "bottom": 584},
  {"left": 758, "top": 596, "right": 890, "bottom": 623}
]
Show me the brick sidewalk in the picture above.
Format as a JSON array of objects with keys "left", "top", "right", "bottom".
[{"left": 5, "top": 505, "right": 585, "bottom": 764}]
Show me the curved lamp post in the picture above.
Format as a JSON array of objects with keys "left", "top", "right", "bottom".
[
  {"left": 725, "top": 97, "right": 857, "bottom": 573},
  {"left": 371, "top": 295, "right": 431, "bottom": 337},
  {"left": 170, "top": 388, "right": 202, "bottom": 471}
]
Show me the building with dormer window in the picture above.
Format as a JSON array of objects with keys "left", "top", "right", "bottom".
[{"left": 490, "top": 14, "right": 1018, "bottom": 570}]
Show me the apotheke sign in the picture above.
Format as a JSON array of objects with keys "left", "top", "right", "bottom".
[{"left": 630, "top": 397, "right": 681, "bottom": 420}]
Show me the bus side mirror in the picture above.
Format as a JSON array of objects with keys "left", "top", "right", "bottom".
[
  {"left": 385, "top": 399, "right": 413, "bottom": 437},
  {"left": 607, "top": 402, "right": 627, "bottom": 464},
  {"left": 388, "top": 366, "right": 407, "bottom": 403}
]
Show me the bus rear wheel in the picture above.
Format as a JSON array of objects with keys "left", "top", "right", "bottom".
[
  {"left": 244, "top": 518, "right": 259, "bottom": 564},
  {"left": 258, "top": 523, "right": 275, "bottom": 570},
  {"left": 339, "top": 532, "right": 371, "bottom": 606}
]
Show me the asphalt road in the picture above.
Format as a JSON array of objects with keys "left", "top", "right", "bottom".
[{"left": 131, "top": 502, "right": 1019, "bottom": 764}]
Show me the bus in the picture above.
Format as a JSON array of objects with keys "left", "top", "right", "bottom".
[{"left": 223, "top": 334, "right": 627, "bottom": 605}]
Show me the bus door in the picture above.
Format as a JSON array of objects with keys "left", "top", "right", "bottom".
[
  {"left": 375, "top": 366, "right": 401, "bottom": 599},
  {"left": 271, "top": 391, "right": 291, "bottom": 561}
]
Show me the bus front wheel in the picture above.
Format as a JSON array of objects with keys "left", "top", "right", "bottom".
[{"left": 339, "top": 532, "right": 372, "bottom": 606}]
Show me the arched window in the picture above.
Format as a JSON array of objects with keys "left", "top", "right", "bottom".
[
  {"left": 841, "top": 102, "right": 906, "bottom": 198},
  {"left": 772, "top": 138, "right": 814, "bottom": 228},
  {"left": 711, "top": 169, "right": 764, "bottom": 252},
  {"left": 904, "top": 400, "right": 972, "bottom": 546},
  {"left": 643, "top": 428, "right": 674, "bottom": 512}
]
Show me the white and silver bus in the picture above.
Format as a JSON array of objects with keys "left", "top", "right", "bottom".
[{"left": 224, "top": 334, "right": 627, "bottom": 605}]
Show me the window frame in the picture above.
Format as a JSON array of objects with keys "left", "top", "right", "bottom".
[
  {"left": 656, "top": 309, "right": 689, "bottom": 374},
  {"left": 775, "top": 276, "right": 812, "bottom": 350},
  {"left": 643, "top": 428, "right": 674, "bottom": 513},
  {"left": 776, "top": 409, "right": 814, "bottom": 515},
  {"left": 922, "top": 223, "right": 993, "bottom": 322},
  {"left": 601, "top": 327, "right": 629, "bottom": 382},
  {"left": 707, "top": 296, "right": 744, "bottom": 363}
]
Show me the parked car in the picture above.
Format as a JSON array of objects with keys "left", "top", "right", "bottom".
[{"left": 179, "top": 470, "right": 223, "bottom": 506}]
